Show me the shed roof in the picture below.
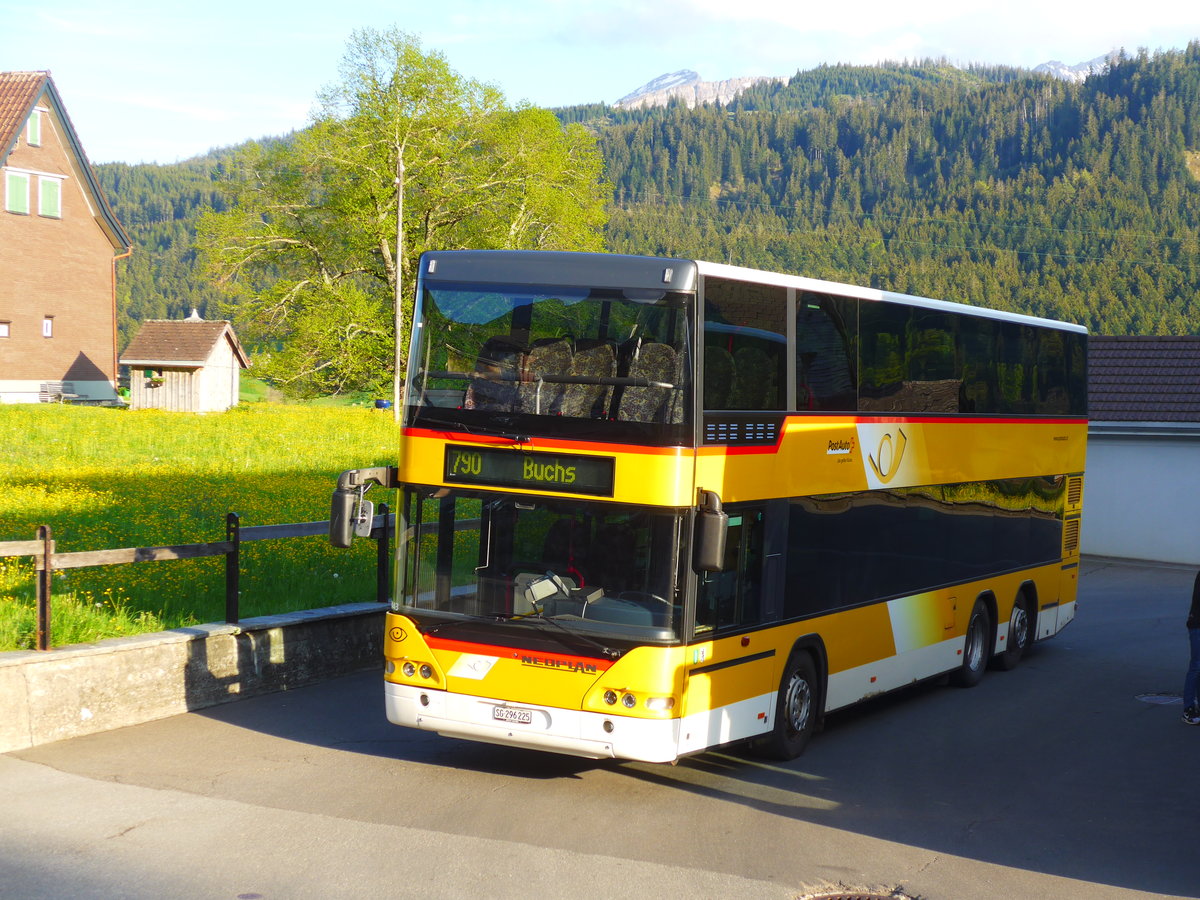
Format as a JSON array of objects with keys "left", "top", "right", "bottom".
[
  {"left": 120, "top": 320, "right": 250, "bottom": 369},
  {"left": 1088, "top": 335, "right": 1200, "bottom": 422}
]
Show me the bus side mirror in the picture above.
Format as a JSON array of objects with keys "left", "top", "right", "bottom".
[
  {"left": 694, "top": 490, "right": 728, "bottom": 573},
  {"left": 330, "top": 487, "right": 357, "bottom": 548},
  {"left": 329, "top": 466, "right": 397, "bottom": 549}
]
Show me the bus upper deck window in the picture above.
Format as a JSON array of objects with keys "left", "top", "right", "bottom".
[{"left": 703, "top": 278, "right": 786, "bottom": 411}]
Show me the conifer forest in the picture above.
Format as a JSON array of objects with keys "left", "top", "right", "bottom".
[{"left": 98, "top": 44, "right": 1200, "bottom": 353}]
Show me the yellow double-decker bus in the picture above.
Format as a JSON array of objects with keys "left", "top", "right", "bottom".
[{"left": 332, "top": 250, "right": 1087, "bottom": 763}]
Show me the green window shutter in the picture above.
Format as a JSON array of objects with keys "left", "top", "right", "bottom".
[
  {"left": 27, "top": 111, "right": 41, "bottom": 146},
  {"left": 5, "top": 172, "right": 30, "bottom": 214},
  {"left": 39, "top": 177, "right": 61, "bottom": 218}
]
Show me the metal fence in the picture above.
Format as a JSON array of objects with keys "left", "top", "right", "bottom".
[{"left": 0, "top": 506, "right": 392, "bottom": 651}]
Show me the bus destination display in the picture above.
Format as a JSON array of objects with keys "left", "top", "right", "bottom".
[{"left": 444, "top": 445, "right": 615, "bottom": 496}]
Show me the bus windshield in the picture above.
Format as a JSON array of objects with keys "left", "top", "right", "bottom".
[
  {"left": 406, "top": 281, "right": 693, "bottom": 444},
  {"left": 401, "top": 489, "right": 684, "bottom": 643}
]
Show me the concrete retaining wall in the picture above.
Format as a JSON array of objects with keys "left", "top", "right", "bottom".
[{"left": 0, "top": 602, "right": 386, "bottom": 753}]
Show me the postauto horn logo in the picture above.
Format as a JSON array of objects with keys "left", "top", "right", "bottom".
[{"left": 867, "top": 427, "right": 907, "bottom": 485}]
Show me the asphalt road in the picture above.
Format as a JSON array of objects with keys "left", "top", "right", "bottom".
[{"left": 3, "top": 558, "right": 1198, "bottom": 900}]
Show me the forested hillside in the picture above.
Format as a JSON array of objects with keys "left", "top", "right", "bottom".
[
  {"left": 95, "top": 156, "right": 233, "bottom": 348},
  {"left": 587, "top": 47, "right": 1200, "bottom": 334},
  {"left": 100, "top": 45, "right": 1200, "bottom": 350}
]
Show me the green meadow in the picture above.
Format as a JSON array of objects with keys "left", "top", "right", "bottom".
[{"left": 0, "top": 402, "right": 399, "bottom": 650}]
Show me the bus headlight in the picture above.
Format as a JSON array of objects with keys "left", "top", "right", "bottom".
[
  {"left": 644, "top": 696, "right": 676, "bottom": 711},
  {"left": 621, "top": 693, "right": 636, "bottom": 709},
  {"left": 603, "top": 690, "right": 618, "bottom": 705},
  {"left": 402, "top": 662, "right": 416, "bottom": 678},
  {"left": 419, "top": 664, "right": 433, "bottom": 679}
]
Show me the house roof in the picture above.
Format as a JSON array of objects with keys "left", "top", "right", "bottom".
[
  {"left": 1088, "top": 336, "right": 1200, "bottom": 422},
  {"left": 120, "top": 320, "right": 250, "bottom": 369},
  {"left": 0, "top": 70, "right": 131, "bottom": 250},
  {"left": 0, "top": 71, "right": 44, "bottom": 154}
]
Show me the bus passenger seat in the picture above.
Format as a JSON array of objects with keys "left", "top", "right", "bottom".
[
  {"left": 464, "top": 337, "right": 526, "bottom": 411},
  {"left": 617, "top": 341, "right": 676, "bottom": 423},
  {"left": 560, "top": 339, "right": 616, "bottom": 418},
  {"left": 519, "top": 337, "right": 572, "bottom": 415},
  {"left": 727, "top": 347, "right": 776, "bottom": 410},
  {"left": 668, "top": 347, "right": 687, "bottom": 423},
  {"left": 703, "top": 345, "right": 734, "bottom": 410}
]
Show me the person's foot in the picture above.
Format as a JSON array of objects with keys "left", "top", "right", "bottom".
[{"left": 1182, "top": 706, "right": 1200, "bottom": 725}]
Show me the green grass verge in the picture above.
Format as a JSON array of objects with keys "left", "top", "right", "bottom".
[{"left": 0, "top": 404, "right": 399, "bottom": 650}]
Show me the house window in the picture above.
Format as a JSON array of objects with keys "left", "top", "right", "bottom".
[
  {"left": 0, "top": 321, "right": 10, "bottom": 338},
  {"left": 39, "top": 177, "right": 62, "bottom": 218},
  {"left": 43, "top": 317, "right": 54, "bottom": 338},
  {"left": 5, "top": 171, "right": 30, "bottom": 215},
  {"left": 27, "top": 110, "right": 42, "bottom": 146}
]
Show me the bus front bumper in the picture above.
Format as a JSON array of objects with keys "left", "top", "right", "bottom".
[{"left": 384, "top": 681, "right": 681, "bottom": 763}]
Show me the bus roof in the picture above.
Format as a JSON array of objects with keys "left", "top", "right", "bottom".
[
  {"left": 696, "top": 259, "right": 1088, "bottom": 335},
  {"left": 419, "top": 251, "right": 1087, "bottom": 335}
]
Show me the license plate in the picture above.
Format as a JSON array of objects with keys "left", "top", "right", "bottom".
[{"left": 493, "top": 705, "right": 533, "bottom": 725}]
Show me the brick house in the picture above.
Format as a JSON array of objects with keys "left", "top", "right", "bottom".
[
  {"left": 1085, "top": 336, "right": 1200, "bottom": 565},
  {"left": 0, "top": 71, "right": 132, "bottom": 403}
]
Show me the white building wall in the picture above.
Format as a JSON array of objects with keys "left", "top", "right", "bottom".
[
  {"left": 1083, "top": 430, "right": 1200, "bottom": 565},
  {"left": 197, "top": 339, "right": 239, "bottom": 412}
]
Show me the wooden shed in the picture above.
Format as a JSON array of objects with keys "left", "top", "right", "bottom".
[{"left": 119, "top": 313, "right": 249, "bottom": 412}]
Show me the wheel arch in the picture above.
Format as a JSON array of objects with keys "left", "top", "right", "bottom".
[
  {"left": 1017, "top": 580, "right": 1039, "bottom": 642},
  {"left": 783, "top": 634, "right": 829, "bottom": 728},
  {"left": 975, "top": 589, "right": 999, "bottom": 659}
]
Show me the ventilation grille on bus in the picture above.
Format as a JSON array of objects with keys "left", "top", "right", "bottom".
[
  {"left": 1063, "top": 517, "right": 1081, "bottom": 555},
  {"left": 703, "top": 415, "right": 781, "bottom": 446},
  {"left": 1067, "top": 476, "right": 1083, "bottom": 507}
]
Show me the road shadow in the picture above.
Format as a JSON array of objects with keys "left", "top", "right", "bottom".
[{"left": 79, "top": 559, "right": 1200, "bottom": 895}]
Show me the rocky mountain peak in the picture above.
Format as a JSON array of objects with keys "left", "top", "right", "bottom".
[
  {"left": 1033, "top": 52, "right": 1118, "bottom": 83},
  {"left": 614, "top": 70, "right": 784, "bottom": 111}
]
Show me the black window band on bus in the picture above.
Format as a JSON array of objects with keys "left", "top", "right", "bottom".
[
  {"left": 793, "top": 291, "right": 1087, "bottom": 417},
  {"left": 783, "top": 475, "right": 1069, "bottom": 620}
]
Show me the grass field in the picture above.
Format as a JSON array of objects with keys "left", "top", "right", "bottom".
[{"left": 0, "top": 404, "right": 399, "bottom": 650}]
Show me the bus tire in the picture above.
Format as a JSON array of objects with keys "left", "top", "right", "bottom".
[
  {"left": 951, "top": 598, "right": 990, "bottom": 688},
  {"left": 760, "top": 652, "right": 818, "bottom": 760},
  {"left": 996, "top": 591, "right": 1032, "bottom": 671}
]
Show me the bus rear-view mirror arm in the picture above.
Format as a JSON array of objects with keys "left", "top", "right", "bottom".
[
  {"left": 330, "top": 466, "right": 398, "bottom": 549},
  {"left": 694, "top": 490, "right": 729, "bottom": 573}
]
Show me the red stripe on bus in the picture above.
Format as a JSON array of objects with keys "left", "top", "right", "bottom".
[
  {"left": 425, "top": 633, "right": 616, "bottom": 670},
  {"left": 403, "top": 427, "right": 690, "bottom": 457}
]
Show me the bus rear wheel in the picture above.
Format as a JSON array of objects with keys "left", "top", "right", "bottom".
[
  {"left": 951, "top": 599, "right": 990, "bottom": 688},
  {"left": 996, "top": 592, "right": 1032, "bottom": 671},
  {"left": 759, "top": 652, "right": 818, "bottom": 760}
]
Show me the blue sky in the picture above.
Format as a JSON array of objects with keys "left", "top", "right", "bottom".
[{"left": 4, "top": 0, "right": 1199, "bottom": 165}]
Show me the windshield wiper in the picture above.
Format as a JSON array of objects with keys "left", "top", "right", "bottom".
[
  {"left": 518, "top": 612, "right": 622, "bottom": 659},
  {"left": 414, "top": 410, "right": 529, "bottom": 444}
]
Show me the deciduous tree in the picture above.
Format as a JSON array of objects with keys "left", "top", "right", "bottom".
[{"left": 198, "top": 27, "right": 608, "bottom": 397}]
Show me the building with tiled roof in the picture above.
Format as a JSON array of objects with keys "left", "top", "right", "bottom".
[
  {"left": 1088, "top": 335, "right": 1200, "bottom": 425},
  {"left": 1084, "top": 335, "right": 1200, "bottom": 565},
  {"left": 1, "top": 70, "right": 132, "bottom": 403},
  {"left": 120, "top": 312, "right": 249, "bottom": 412}
]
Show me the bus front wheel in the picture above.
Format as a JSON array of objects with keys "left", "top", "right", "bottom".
[
  {"left": 951, "top": 598, "right": 991, "bottom": 688},
  {"left": 759, "top": 652, "right": 818, "bottom": 760}
]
